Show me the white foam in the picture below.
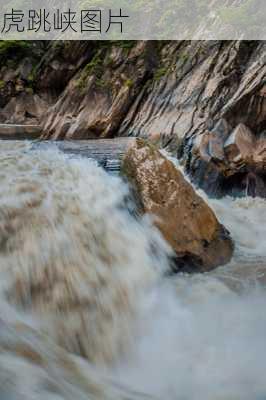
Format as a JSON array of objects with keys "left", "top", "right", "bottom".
[{"left": 0, "top": 141, "right": 266, "bottom": 400}]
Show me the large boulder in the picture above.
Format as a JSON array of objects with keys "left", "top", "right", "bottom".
[
  {"left": 194, "top": 120, "right": 266, "bottom": 197},
  {"left": 224, "top": 123, "right": 255, "bottom": 168},
  {"left": 122, "top": 139, "right": 234, "bottom": 272}
]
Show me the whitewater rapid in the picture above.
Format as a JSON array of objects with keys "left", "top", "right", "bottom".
[
  {"left": 113, "top": 196, "right": 266, "bottom": 399},
  {"left": 0, "top": 141, "right": 266, "bottom": 400}
]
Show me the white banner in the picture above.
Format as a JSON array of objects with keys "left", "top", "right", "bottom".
[{"left": 0, "top": 0, "right": 265, "bottom": 40}]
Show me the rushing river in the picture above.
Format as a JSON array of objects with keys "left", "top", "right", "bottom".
[{"left": 0, "top": 141, "right": 266, "bottom": 400}]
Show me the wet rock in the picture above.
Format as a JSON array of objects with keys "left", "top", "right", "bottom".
[
  {"left": 208, "top": 119, "right": 231, "bottom": 162},
  {"left": 244, "top": 172, "right": 265, "bottom": 197},
  {"left": 37, "top": 41, "right": 264, "bottom": 143},
  {"left": 191, "top": 119, "right": 266, "bottom": 198},
  {"left": 1, "top": 93, "right": 48, "bottom": 125},
  {"left": 254, "top": 131, "right": 266, "bottom": 166},
  {"left": 0, "top": 41, "right": 46, "bottom": 111},
  {"left": 224, "top": 123, "right": 254, "bottom": 167},
  {"left": 36, "top": 41, "right": 95, "bottom": 96},
  {"left": 41, "top": 41, "right": 157, "bottom": 139},
  {"left": 122, "top": 139, "right": 234, "bottom": 272}
]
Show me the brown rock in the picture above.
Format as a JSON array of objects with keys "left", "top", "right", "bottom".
[
  {"left": 224, "top": 123, "right": 254, "bottom": 165},
  {"left": 122, "top": 139, "right": 234, "bottom": 272},
  {"left": 193, "top": 119, "right": 266, "bottom": 198},
  {"left": 253, "top": 132, "right": 266, "bottom": 166}
]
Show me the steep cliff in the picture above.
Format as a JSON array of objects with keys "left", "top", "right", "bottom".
[{"left": 0, "top": 40, "right": 265, "bottom": 196}]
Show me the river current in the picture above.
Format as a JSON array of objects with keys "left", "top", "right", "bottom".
[{"left": 0, "top": 141, "right": 266, "bottom": 400}]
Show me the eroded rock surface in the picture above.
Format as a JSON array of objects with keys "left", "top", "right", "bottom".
[
  {"left": 190, "top": 119, "right": 266, "bottom": 197},
  {"left": 40, "top": 41, "right": 266, "bottom": 197},
  {"left": 122, "top": 139, "right": 234, "bottom": 272},
  {"left": 41, "top": 41, "right": 156, "bottom": 139}
]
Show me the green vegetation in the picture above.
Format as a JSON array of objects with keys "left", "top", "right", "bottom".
[
  {"left": 95, "top": 78, "right": 107, "bottom": 88},
  {"left": 125, "top": 79, "right": 134, "bottom": 88},
  {"left": 76, "top": 41, "right": 137, "bottom": 90},
  {"left": 76, "top": 75, "right": 88, "bottom": 90},
  {"left": 110, "top": 41, "right": 136, "bottom": 54},
  {"left": 179, "top": 52, "right": 190, "bottom": 64},
  {"left": 27, "top": 72, "right": 35, "bottom": 83},
  {"left": 0, "top": 40, "right": 30, "bottom": 56},
  {"left": 25, "top": 87, "right": 34, "bottom": 95},
  {"left": 94, "top": 41, "right": 136, "bottom": 55},
  {"left": 153, "top": 67, "right": 169, "bottom": 81},
  {"left": 0, "top": 41, "right": 43, "bottom": 90},
  {"left": 76, "top": 51, "right": 105, "bottom": 89},
  {"left": 0, "top": 80, "right": 5, "bottom": 89},
  {"left": 84, "top": 53, "right": 102, "bottom": 75},
  {"left": 0, "top": 41, "right": 31, "bottom": 66}
]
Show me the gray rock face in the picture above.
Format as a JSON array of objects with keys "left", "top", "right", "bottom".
[
  {"left": 39, "top": 41, "right": 265, "bottom": 198},
  {"left": 191, "top": 120, "right": 266, "bottom": 198},
  {"left": 41, "top": 41, "right": 157, "bottom": 139},
  {"left": 0, "top": 93, "right": 48, "bottom": 125}
]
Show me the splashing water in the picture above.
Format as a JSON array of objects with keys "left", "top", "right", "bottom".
[
  {"left": 110, "top": 151, "right": 266, "bottom": 400},
  {"left": 0, "top": 140, "right": 169, "bottom": 399},
  {"left": 0, "top": 141, "right": 266, "bottom": 400},
  {"left": 112, "top": 158, "right": 266, "bottom": 400}
]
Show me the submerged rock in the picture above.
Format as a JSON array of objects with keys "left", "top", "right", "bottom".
[{"left": 122, "top": 139, "right": 234, "bottom": 272}]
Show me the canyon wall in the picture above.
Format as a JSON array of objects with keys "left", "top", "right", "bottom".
[{"left": 0, "top": 40, "right": 265, "bottom": 195}]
